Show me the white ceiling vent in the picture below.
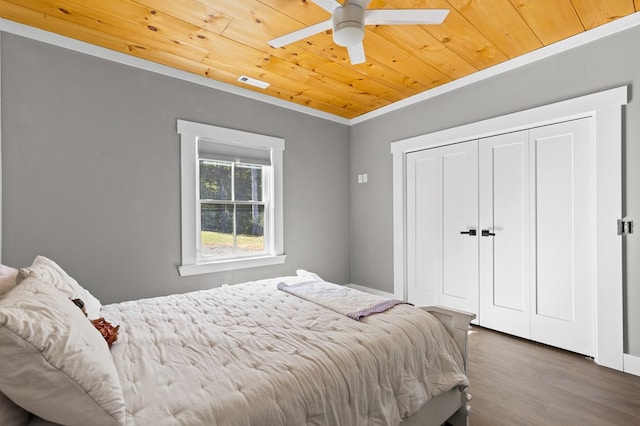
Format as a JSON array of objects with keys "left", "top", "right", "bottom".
[{"left": 237, "top": 75, "right": 270, "bottom": 89}]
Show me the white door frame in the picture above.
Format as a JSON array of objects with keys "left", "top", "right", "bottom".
[{"left": 391, "top": 86, "right": 627, "bottom": 371}]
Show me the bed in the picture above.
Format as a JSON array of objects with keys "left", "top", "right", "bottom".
[{"left": 0, "top": 256, "right": 475, "bottom": 426}]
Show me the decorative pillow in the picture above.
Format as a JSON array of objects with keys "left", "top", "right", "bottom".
[
  {"left": 0, "top": 277, "right": 126, "bottom": 426},
  {"left": 91, "top": 318, "right": 120, "bottom": 348},
  {"left": 0, "top": 264, "right": 19, "bottom": 297},
  {"left": 17, "top": 256, "right": 102, "bottom": 319},
  {"left": 0, "top": 391, "right": 30, "bottom": 426}
]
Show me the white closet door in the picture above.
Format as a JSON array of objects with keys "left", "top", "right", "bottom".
[
  {"left": 406, "top": 141, "right": 478, "bottom": 313},
  {"left": 479, "top": 130, "right": 530, "bottom": 338},
  {"left": 439, "top": 142, "right": 479, "bottom": 313},
  {"left": 407, "top": 148, "right": 441, "bottom": 307},
  {"left": 529, "top": 118, "right": 595, "bottom": 356}
]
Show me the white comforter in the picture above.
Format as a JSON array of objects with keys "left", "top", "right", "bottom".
[{"left": 72, "top": 276, "right": 467, "bottom": 425}]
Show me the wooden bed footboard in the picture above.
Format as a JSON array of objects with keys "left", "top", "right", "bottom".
[{"left": 421, "top": 306, "right": 476, "bottom": 426}]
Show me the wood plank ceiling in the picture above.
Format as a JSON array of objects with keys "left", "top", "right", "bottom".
[{"left": 2, "top": 0, "right": 638, "bottom": 119}]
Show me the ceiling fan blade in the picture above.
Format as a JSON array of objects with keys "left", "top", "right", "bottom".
[
  {"left": 312, "top": 0, "right": 342, "bottom": 13},
  {"left": 347, "top": 43, "right": 366, "bottom": 65},
  {"left": 364, "top": 9, "right": 449, "bottom": 25},
  {"left": 268, "top": 19, "right": 333, "bottom": 48}
]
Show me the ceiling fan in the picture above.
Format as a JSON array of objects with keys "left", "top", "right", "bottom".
[{"left": 268, "top": 0, "right": 449, "bottom": 65}]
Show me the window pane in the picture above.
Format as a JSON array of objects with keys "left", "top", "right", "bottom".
[
  {"left": 200, "top": 160, "right": 232, "bottom": 200},
  {"left": 200, "top": 203, "right": 234, "bottom": 257},
  {"left": 236, "top": 204, "right": 265, "bottom": 254},
  {"left": 234, "top": 164, "right": 263, "bottom": 201}
]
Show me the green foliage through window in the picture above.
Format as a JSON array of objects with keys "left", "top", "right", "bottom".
[{"left": 199, "top": 160, "right": 266, "bottom": 257}]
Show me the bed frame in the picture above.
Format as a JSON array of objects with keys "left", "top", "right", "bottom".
[{"left": 403, "top": 306, "right": 476, "bottom": 426}]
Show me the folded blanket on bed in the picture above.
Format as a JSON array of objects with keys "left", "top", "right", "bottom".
[{"left": 277, "top": 280, "right": 408, "bottom": 320}]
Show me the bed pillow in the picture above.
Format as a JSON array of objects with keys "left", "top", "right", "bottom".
[
  {"left": 0, "top": 391, "right": 30, "bottom": 426},
  {"left": 0, "top": 276, "right": 126, "bottom": 426},
  {"left": 0, "top": 264, "right": 19, "bottom": 297},
  {"left": 17, "top": 256, "right": 101, "bottom": 319}
]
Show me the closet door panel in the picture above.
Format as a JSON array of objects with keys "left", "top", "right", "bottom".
[
  {"left": 440, "top": 142, "right": 478, "bottom": 312},
  {"left": 492, "top": 143, "right": 527, "bottom": 310},
  {"left": 406, "top": 141, "right": 478, "bottom": 314},
  {"left": 479, "top": 131, "right": 530, "bottom": 338},
  {"left": 530, "top": 118, "right": 595, "bottom": 356},
  {"left": 407, "top": 149, "right": 441, "bottom": 307},
  {"left": 534, "top": 134, "right": 574, "bottom": 321}
]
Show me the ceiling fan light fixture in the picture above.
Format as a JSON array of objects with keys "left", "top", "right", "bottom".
[
  {"left": 332, "top": 4, "right": 365, "bottom": 47},
  {"left": 268, "top": 0, "right": 450, "bottom": 66}
]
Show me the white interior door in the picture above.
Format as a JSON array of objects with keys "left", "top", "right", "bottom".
[
  {"left": 439, "top": 142, "right": 479, "bottom": 313},
  {"left": 407, "top": 149, "right": 441, "bottom": 307},
  {"left": 529, "top": 118, "right": 595, "bottom": 356},
  {"left": 479, "top": 130, "right": 531, "bottom": 339},
  {"left": 406, "top": 141, "right": 478, "bottom": 314}
]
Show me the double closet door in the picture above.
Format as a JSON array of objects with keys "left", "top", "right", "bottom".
[{"left": 406, "top": 118, "right": 595, "bottom": 356}]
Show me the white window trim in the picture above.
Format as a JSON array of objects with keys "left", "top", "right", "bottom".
[{"left": 177, "top": 119, "right": 285, "bottom": 276}]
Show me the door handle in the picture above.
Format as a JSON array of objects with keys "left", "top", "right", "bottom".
[
  {"left": 460, "top": 229, "right": 477, "bottom": 236},
  {"left": 481, "top": 229, "right": 495, "bottom": 237}
]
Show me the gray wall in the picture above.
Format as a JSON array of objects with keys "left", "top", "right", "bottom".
[
  {"left": 350, "top": 26, "right": 640, "bottom": 356},
  {"left": 1, "top": 34, "right": 351, "bottom": 303}
]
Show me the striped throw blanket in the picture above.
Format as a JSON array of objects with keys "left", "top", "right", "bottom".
[{"left": 277, "top": 281, "right": 408, "bottom": 320}]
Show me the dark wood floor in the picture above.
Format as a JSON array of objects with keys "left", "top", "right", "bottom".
[{"left": 466, "top": 326, "right": 640, "bottom": 425}]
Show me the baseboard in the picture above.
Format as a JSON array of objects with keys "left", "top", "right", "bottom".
[
  {"left": 623, "top": 353, "right": 640, "bottom": 377},
  {"left": 347, "top": 283, "right": 395, "bottom": 299}
]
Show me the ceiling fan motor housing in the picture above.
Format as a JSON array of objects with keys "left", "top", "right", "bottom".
[{"left": 332, "top": 4, "right": 365, "bottom": 47}]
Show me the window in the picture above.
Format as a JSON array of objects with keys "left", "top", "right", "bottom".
[
  {"left": 177, "top": 120, "right": 285, "bottom": 276},
  {"left": 198, "top": 160, "right": 266, "bottom": 258}
]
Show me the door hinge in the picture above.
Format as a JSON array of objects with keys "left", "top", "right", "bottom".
[{"left": 617, "top": 219, "right": 634, "bottom": 235}]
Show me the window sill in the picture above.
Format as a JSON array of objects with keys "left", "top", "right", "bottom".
[{"left": 178, "top": 254, "right": 286, "bottom": 276}]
